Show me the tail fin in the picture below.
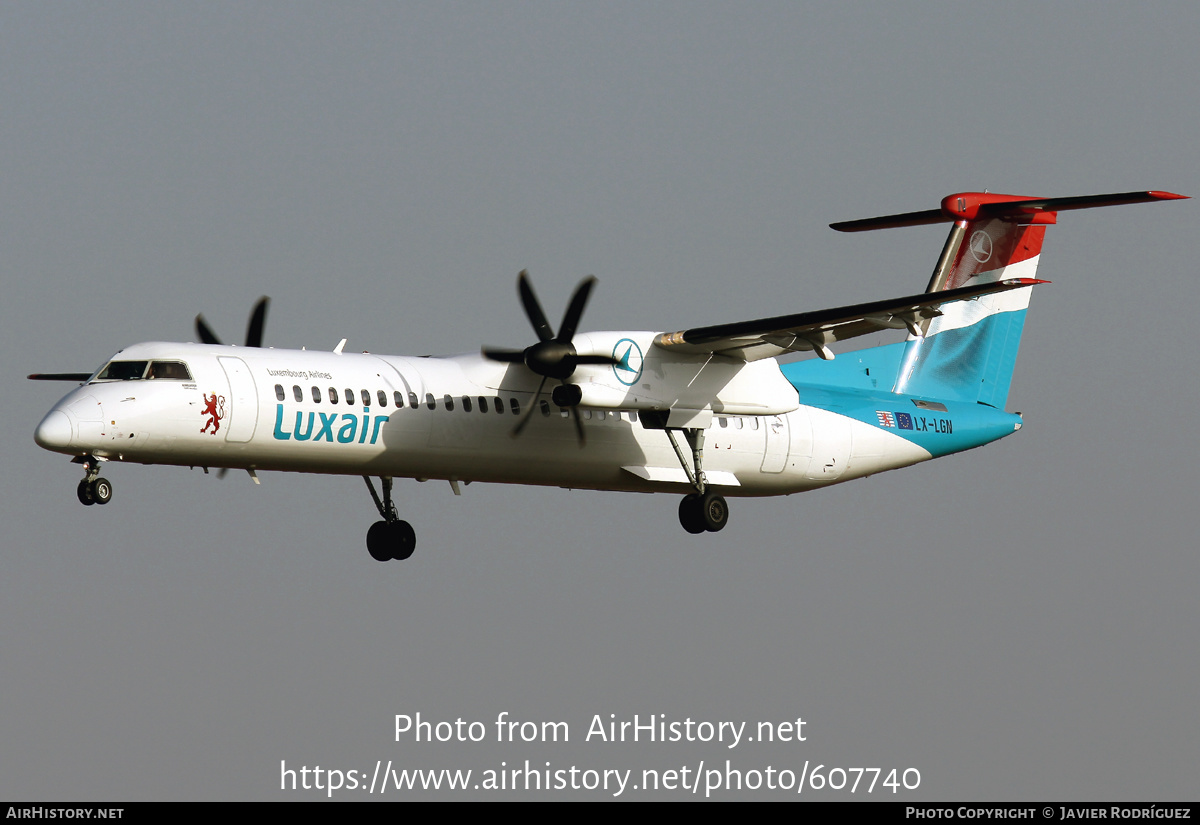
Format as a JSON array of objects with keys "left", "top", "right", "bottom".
[{"left": 833, "top": 190, "right": 1186, "bottom": 407}]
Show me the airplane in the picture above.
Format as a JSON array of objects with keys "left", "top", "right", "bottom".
[{"left": 31, "top": 189, "right": 1186, "bottom": 561}]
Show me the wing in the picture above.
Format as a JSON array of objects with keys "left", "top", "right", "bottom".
[{"left": 653, "top": 278, "right": 1045, "bottom": 361}]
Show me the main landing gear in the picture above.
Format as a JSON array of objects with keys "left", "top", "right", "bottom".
[
  {"left": 665, "top": 427, "right": 729, "bottom": 534},
  {"left": 75, "top": 457, "right": 113, "bottom": 506},
  {"left": 363, "top": 476, "right": 416, "bottom": 561},
  {"left": 678, "top": 491, "right": 729, "bottom": 534}
]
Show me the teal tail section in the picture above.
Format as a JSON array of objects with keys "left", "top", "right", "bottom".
[
  {"left": 782, "top": 286, "right": 1034, "bottom": 409},
  {"left": 893, "top": 298, "right": 1032, "bottom": 408}
]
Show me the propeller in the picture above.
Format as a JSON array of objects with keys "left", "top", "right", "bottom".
[
  {"left": 27, "top": 373, "right": 93, "bottom": 382},
  {"left": 195, "top": 296, "right": 270, "bottom": 347},
  {"left": 482, "top": 271, "right": 617, "bottom": 444}
]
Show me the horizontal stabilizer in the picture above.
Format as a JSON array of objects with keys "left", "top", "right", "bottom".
[{"left": 831, "top": 190, "right": 1187, "bottom": 232}]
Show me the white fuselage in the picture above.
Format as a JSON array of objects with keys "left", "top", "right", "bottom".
[{"left": 35, "top": 334, "right": 933, "bottom": 497}]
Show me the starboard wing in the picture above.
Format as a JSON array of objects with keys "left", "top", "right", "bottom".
[{"left": 653, "top": 278, "right": 1045, "bottom": 361}]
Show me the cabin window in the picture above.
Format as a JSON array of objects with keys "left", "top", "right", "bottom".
[
  {"left": 344, "top": 388, "right": 354, "bottom": 405},
  {"left": 426, "top": 393, "right": 436, "bottom": 410},
  {"left": 749, "top": 417, "right": 758, "bottom": 430},
  {"left": 360, "top": 389, "right": 371, "bottom": 406},
  {"left": 409, "top": 392, "right": 419, "bottom": 409},
  {"left": 718, "top": 417, "right": 728, "bottom": 428},
  {"left": 329, "top": 387, "right": 338, "bottom": 404},
  {"left": 96, "top": 361, "right": 148, "bottom": 381},
  {"left": 628, "top": 410, "right": 637, "bottom": 422},
  {"left": 582, "top": 409, "right": 592, "bottom": 420},
  {"left": 478, "top": 396, "right": 488, "bottom": 413},
  {"left": 597, "top": 410, "right": 606, "bottom": 421},
  {"left": 462, "top": 396, "right": 473, "bottom": 412},
  {"left": 493, "top": 397, "right": 503, "bottom": 414},
  {"left": 147, "top": 361, "right": 192, "bottom": 380},
  {"left": 377, "top": 390, "right": 387, "bottom": 407},
  {"left": 275, "top": 384, "right": 285, "bottom": 401},
  {"left": 393, "top": 391, "right": 403, "bottom": 408},
  {"left": 540, "top": 400, "right": 550, "bottom": 417},
  {"left": 313, "top": 386, "right": 322, "bottom": 403},
  {"left": 294, "top": 385, "right": 304, "bottom": 402},
  {"left": 734, "top": 417, "right": 743, "bottom": 430},
  {"left": 509, "top": 398, "right": 520, "bottom": 415},
  {"left": 444, "top": 394, "right": 454, "bottom": 411}
]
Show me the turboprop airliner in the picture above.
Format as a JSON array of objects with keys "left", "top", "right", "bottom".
[{"left": 31, "top": 190, "right": 1185, "bottom": 561}]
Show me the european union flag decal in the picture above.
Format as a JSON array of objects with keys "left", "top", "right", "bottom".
[{"left": 896, "top": 412, "right": 913, "bottom": 430}]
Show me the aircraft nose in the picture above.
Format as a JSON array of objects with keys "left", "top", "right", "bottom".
[{"left": 35, "top": 410, "right": 74, "bottom": 451}]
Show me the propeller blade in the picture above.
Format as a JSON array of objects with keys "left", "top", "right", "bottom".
[
  {"left": 573, "top": 354, "right": 621, "bottom": 366},
  {"left": 245, "top": 296, "right": 269, "bottom": 348},
  {"left": 556, "top": 275, "right": 596, "bottom": 343},
  {"left": 569, "top": 404, "right": 586, "bottom": 447},
  {"left": 517, "top": 270, "right": 555, "bottom": 342},
  {"left": 481, "top": 347, "right": 527, "bottom": 363},
  {"left": 27, "top": 373, "right": 92, "bottom": 382},
  {"left": 511, "top": 375, "right": 549, "bottom": 438},
  {"left": 195, "top": 314, "right": 222, "bottom": 345}
]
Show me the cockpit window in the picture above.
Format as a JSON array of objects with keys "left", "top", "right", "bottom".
[
  {"left": 147, "top": 361, "right": 192, "bottom": 380},
  {"left": 93, "top": 359, "right": 193, "bottom": 382},
  {"left": 95, "top": 361, "right": 149, "bottom": 381}
]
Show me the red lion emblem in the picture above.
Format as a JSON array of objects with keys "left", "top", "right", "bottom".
[{"left": 200, "top": 392, "right": 226, "bottom": 435}]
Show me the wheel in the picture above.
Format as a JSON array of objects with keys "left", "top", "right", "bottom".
[
  {"left": 678, "top": 494, "right": 706, "bottom": 534},
  {"left": 390, "top": 520, "right": 416, "bottom": 560},
  {"left": 367, "top": 520, "right": 417, "bottom": 561},
  {"left": 367, "top": 521, "right": 392, "bottom": 561},
  {"left": 701, "top": 492, "right": 728, "bottom": 532},
  {"left": 89, "top": 477, "right": 113, "bottom": 505},
  {"left": 77, "top": 479, "right": 95, "bottom": 506}
]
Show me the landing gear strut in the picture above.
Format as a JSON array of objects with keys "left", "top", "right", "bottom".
[
  {"left": 666, "top": 427, "right": 728, "bottom": 534},
  {"left": 75, "top": 457, "right": 112, "bottom": 506},
  {"left": 363, "top": 476, "right": 416, "bottom": 561}
]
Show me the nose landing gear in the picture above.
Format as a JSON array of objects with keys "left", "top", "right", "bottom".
[
  {"left": 363, "top": 476, "right": 416, "bottom": 561},
  {"left": 75, "top": 457, "right": 112, "bottom": 506}
]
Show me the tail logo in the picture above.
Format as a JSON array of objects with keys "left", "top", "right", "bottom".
[{"left": 969, "top": 231, "right": 993, "bottom": 263}]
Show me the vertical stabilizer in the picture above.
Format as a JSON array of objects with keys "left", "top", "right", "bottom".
[
  {"left": 832, "top": 190, "right": 1185, "bottom": 408},
  {"left": 897, "top": 200, "right": 1048, "bottom": 406}
]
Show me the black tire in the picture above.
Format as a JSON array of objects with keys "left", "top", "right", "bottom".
[
  {"left": 77, "top": 479, "right": 95, "bottom": 506},
  {"left": 391, "top": 520, "right": 416, "bottom": 560},
  {"left": 701, "top": 492, "right": 728, "bottom": 532},
  {"left": 366, "top": 521, "right": 392, "bottom": 561},
  {"left": 90, "top": 477, "right": 113, "bottom": 505},
  {"left": 678, "top": 494, "right": 706, "bottom": 534}
]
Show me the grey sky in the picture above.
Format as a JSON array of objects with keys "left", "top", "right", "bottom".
[{"left": 3, "top": 2, "right": 1197, "bottom": 799}]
